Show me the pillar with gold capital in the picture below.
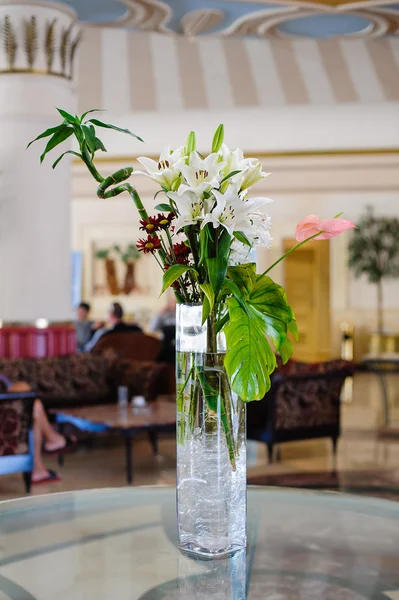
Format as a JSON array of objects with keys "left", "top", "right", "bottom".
[{"left": 0, "top": 0, "right": 80, "bottom": 323}]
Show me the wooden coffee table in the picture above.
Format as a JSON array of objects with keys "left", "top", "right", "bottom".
[{"left": 53, "top": 400, "right": 176, "bottom": 484}]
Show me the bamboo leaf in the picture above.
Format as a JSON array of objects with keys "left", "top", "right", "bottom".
[
  {"left": 161, "top": 264, "right": 197, "bottom": 294},
  {"left": 81, "top": 109, "right": 104, "bottom": 122},
  {"left": 27, "top": 125, "right": 65, "bottom": 149},
  {"left": 56, "top": 108, "right": 77, "bottom": 124},
  {"left": 212, "top": 124, "right": 224, "bottom": 153},
  {"left": 94, "top": 137, "right": 107, "bottom": 152},
  {"left": 52, "top": 150, "right": 82, "bottom": 169},
  {"left": 40, "top": 126, "right": 73, "bottom": 163},
  {"left": 87, "top": 119, "right": 144, "bottom": 142},
  {"left": 82, "top": 124, "right": 96, "bottom": 154}
]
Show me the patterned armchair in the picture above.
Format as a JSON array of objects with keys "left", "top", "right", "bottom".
[
  {"left": 0, "top": 390, "right": 36, "bottom": 492},
  {"left": 247, "top": 360, "right": 353, "bottom": 462}
]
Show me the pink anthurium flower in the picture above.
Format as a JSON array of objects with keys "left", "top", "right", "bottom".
[{"left": 295, "top": 214, "right": 356, "bottom": 242}]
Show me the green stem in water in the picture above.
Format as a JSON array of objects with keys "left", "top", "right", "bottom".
[{"left": 257, "top": 232, "right": 322, "bottom": 282}]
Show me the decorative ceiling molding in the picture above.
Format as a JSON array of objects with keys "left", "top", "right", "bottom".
[
  {"left": 181, "top": 9, "right": 225, "bottom": 36},
  {"left": 62, "top": 0, "right": 399, "bottom": 39},
  {"left": 112, "top": 0, "right": 172, "bottom": 33}
]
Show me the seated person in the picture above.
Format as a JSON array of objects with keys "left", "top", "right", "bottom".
[
  {"left": 0, "top": 374, "right": 76, "bottom": 485},
  {"left": 150, "top": 298, "right": 176, "bottom": 364},
  {"left": 85, "top": 302, "right": 143, "bottom": 352},
  {"left": 74, "top": 302, "right": 95, "bottom": 352}
]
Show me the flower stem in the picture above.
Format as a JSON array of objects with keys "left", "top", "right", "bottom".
[{"left": 257, "top": 232, "right": 322, "bottom": 282}]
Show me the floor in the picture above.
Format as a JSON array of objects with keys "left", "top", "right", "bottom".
[{"left": 1, "top": 373, "right": 398, "bottom": 502}]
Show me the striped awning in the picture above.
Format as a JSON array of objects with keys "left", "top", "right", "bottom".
[{"left": 78, "top": 27, "right": 399, "bottom": 113}]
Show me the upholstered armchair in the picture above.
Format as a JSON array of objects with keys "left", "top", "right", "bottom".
[
  {"left": 0, "top": 391, "right": 36, "bottom": 492},
  {"left": 247, "top": 360, "right": 353, "bottom": 462}
]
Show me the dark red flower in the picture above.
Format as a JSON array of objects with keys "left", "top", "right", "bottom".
[
  {"left": 136, "top": 235, "right": 161, "bottom": 254},
  {"left": 157, "top": 212, "right": 175, "bottom": 229},
  {"left": 172, "top": 242, "right": 191, "bottom": 265},
  {"left": 139, "top": 216, "right": 159, "bottom": 233}
]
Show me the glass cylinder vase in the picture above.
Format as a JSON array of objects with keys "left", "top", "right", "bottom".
[{"left": 176, "top": 303, "right": 247, "bottom": 559}]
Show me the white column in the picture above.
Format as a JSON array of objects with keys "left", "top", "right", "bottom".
[{"left": 0, "top": 0, "right": 80, "bottom": 322}]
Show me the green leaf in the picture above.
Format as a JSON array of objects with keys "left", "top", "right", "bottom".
[
  {"left": 201, "top": 295, "right": 211, "bottom": 324},
  {"left": 220, "top": 170, "right": 241, "bottom": 185},
  {"left": 82, "top": 124, "right": 97, "bottom": 154},
  {"left": 218, "top": 228, "right": 232, "bottom": 260},
  {"left": 56, "top": 108, "right": 78, "bottom": 124},
  {"left": 227, "top": 263, "right": 256, "bottom": 297},
  {"left": 87, "top": 119, "right": 144, "bottom": 142},
  {"left": 52, "top": 150, "right": 82, "bottom": 169},
  {"left": 196, "top": 365, "right": 236, "bottom": 467},
  {"left": 155, "top": 203, "right": 172, "bottom": 212},
  {"left": 279, "top": 336, "right": 293, "bottom": 364},
  {"left": 212, "top": 124, "right": 224, "bottom": 153},
  {"left": 80, "top": 108, "right": 104, "bottom": 122},
  {"left": 224, "top": 297, "right": 276, "bottom": 401},
  {"left": 199, "top": 283, "right": 215, "bottom": 324},
  {"left": 27, "top": 125, "right": 65, "bottom": 149},
  {"left": 40, "top": 126, "right": 73, "bottom": 163},
  {"left": 288, "top": 319, "right": 298, "bottom": 341},
  {"left": 161, "top": 264, "right": 197, "bottom": 294},
  {"left": 94, "top": 137, "right": 107, "bottom": 152},
  {"left": 233, "top": 231, "right": 252, "bottom": 248},
  {"left": 206, "top": 257, "right": 228, "bottom": 296},
  {"left": 250, "top": 276, "right": 294, "bottom": 323},
  {"left": 199, "top": 224, "right": 212, "bottom": 266}
]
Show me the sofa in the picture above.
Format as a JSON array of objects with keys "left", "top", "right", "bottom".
[
  {"left": 247, "top": 359, "right": 354, "bottom": 461},
  {"left": 0, "top": 354, "right": 170, "bottom": 410}
]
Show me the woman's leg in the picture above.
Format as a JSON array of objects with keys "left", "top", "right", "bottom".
[
  {"left": 33, "top": 399, "right": 65, "bottom": 451},
  {"left": 8, "top": 383, "right": 64, "bottom": 480}
]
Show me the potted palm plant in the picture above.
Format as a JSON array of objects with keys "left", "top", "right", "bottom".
[{"left": 348, "top": 207, "right": 399, "bottom": 353}]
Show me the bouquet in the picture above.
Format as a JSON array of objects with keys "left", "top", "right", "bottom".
[{"left": 28, "top": 110, "right": 355, "bottom": 403}]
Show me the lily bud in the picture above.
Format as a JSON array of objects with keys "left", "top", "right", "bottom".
[
  {"left": 212, "top": 124, "right": 224, "bottom": 153},
  {"left": 185, "top": 131, "right": 196, "bottom": 156},
  {"left": 240, "top": 163, "right": 268, "bottom": 191}
]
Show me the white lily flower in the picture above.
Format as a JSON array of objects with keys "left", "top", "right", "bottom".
[
  {"left": 135, "top": 146, "right": 186, "bottom": 191},
  {"left": 168, "top": 189, "right": 203, "bottom": 232},
  {"left": 201, "top": 186, "right": 250, "bottom": 235},
  {"left": 241, "top": 162, "right": 270, "bottom": 191},
  {"left": 179, "top": 151, "right": 225, "bottom": 197}
]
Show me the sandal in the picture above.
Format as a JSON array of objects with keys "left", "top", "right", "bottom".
[
  {"left": 44, "top": 435, "right": 77, "bottom": 456},
  {"left": 32, "top": 470, "right": 61, "bottom": 485}
]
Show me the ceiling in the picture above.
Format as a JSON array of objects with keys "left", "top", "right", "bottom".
[{"left": 64, "top": 0, "right": 399, "bottom": 39}]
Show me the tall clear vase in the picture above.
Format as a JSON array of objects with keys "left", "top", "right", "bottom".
[{"left": 176, "top": 303, "right": 247, "bottom": 559}]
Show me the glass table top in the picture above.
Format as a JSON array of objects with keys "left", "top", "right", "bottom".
[{"left": 0, "top": 486, "right": 398, "bottom": 599}]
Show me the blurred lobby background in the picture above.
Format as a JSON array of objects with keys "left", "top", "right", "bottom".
[{"left": 0, "top": 0, "right": 399, "bottom": 500}]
